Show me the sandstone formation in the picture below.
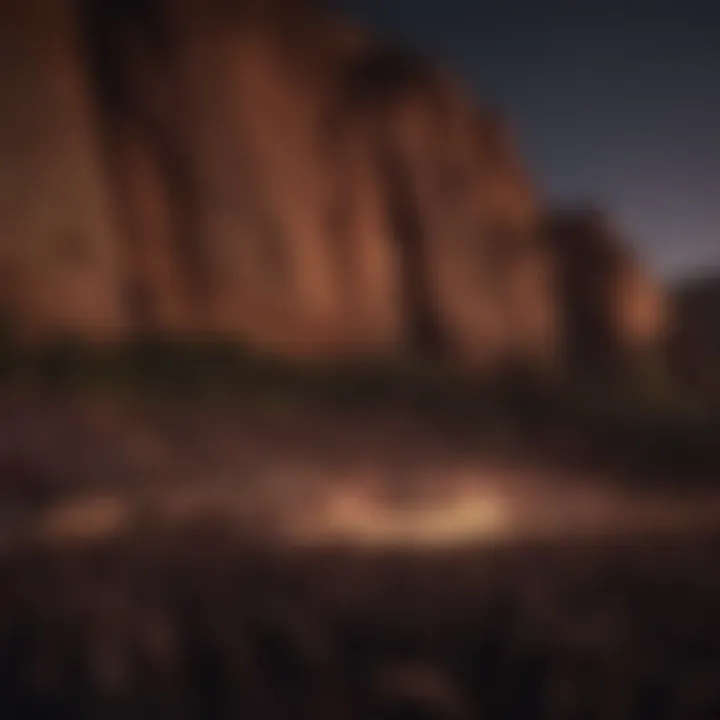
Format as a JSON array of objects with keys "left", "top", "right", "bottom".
[
  {"left": 0, "top": 2, "right": 125, "bottom": 339},
  {"left": 543, "top": 208, "right": 669, "bottom": 372},
  {"left": 669, "top": 274, "right": 720, "bottom": 394},
  {"left": 0, "top": 0, "right": 556, "bottom": 368},
  {"left": 0, "top": 0, "right": 667, "bottom": 373}
]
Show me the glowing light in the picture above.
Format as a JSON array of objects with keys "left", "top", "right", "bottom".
[{"left": 288, "top": 485, "right": 514, "bottom": 547}]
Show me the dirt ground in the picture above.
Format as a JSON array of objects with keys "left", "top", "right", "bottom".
[{"left": 1, "top": 394, "right": 719, "bottom": 718}]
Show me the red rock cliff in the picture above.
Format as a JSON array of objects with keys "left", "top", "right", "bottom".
[{"left": 0, "top": 1, "right": 666, "bottom": 370}]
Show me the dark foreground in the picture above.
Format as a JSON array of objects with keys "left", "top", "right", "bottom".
[{"left": 1, "top": 528, "right": 719, "bottom": 719}]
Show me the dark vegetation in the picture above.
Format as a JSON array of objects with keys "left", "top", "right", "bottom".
[
  {"left": 0, "top": 331, "right": 718, "bottom": 488},
  {"left": 1, "top": 528, "right": 720, "bottom": 718}
]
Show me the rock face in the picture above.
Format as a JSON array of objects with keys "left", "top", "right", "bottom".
[
  {"left": 670, "top": 274, "right": 720, "bottom": 394},
  {"left": 0, "top": 1, "right": 666, "bottom": 372},
  {"left": 544, "top": 208, "right": 669, "bottom": 372},
  {"left": 0, "top": 0, "right": 556, "bottom": 368},
  {"left": 0, "top": 2, "right": 126, "bottom": 340}
]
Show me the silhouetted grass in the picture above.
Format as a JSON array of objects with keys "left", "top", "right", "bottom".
[
  {"left": 1, "top": 528, "right": 720, "bottom": 718},
  {"left": 0, "top": 336, "right": 719, "bottom": 486}
]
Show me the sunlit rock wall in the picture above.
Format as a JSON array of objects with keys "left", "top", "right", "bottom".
[
  {"left": 0, "top": 1, "right": 126, "bottom": 339},
  {"left": 6, "top": 0, "right": 675, "bottom": 374}
]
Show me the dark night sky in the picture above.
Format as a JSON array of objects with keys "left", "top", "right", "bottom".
[{"left": 341, "top": 0, "right": 720, "bottom": 279}]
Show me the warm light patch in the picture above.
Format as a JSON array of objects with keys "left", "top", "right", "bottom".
[
  {"left": 36, "top": 496, "right": 133, "bottom": 543},
  {"left": 288, "top": 485, "right": 514, "bottom": 547}
]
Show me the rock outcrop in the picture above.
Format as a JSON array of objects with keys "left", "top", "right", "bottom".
[
  {"left": 0, "top": 0, "right": 667, "bottom": 373},
  {"left": 669, "top": 274, "right": 720, "bottom": 394},
  {"left": 0, "top": 2, "right": 125, "bottom": 340},
  {"left": 543, "top": 208, "right": 669, "bottom": 372}
]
